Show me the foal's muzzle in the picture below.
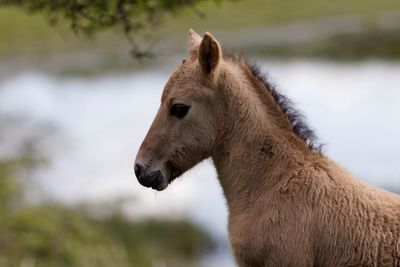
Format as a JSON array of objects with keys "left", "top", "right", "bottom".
[{"left": 134, "top": 163, "right": 165, "bottom": 191}]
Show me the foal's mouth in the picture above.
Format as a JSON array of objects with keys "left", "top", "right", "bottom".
[
  {"left": 166, "top": 160, "right": 183, "bottom": 182},
  {"left": 150, "top": 171, "right": 168, "bottom": 191}
]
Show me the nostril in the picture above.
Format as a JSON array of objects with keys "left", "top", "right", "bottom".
[
  {"left": 134, "top": 163, "right": 142, "bottom": 178},
  {"left": 136, "top": 169, "right": 164, "bottom": 189},
  {"left": 154, "top": 170, "right": 163, "bottom": 184},
  {"left": 148, "top": 170, "right": 164, "bottom": 189}
]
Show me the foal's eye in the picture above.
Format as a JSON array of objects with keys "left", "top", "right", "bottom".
[{"left": 170, "top": 103, "right": 190, "bottom": 119}]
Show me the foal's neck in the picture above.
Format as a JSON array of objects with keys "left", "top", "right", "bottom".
[{"left": 211, "top": 63, "right": 312, "bottom": 214}]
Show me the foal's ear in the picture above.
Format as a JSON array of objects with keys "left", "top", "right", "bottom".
[
  {"left": 188, "top": 29, "right": 202, "bottom": 57},
  {"left": 199, "top": 32, "right": 222, "bottom": 75}
]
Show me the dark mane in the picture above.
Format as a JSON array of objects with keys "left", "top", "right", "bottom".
[{"left": 225, "top": 52, "right": 321, "bottom": 152}]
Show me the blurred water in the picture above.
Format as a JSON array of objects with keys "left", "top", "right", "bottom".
[{"left": 1, "top": 59, "right": 400, "bottom": 267}]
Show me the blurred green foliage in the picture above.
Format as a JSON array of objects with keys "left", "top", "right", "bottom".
[{"left": 0, "top": 153, "right": 213, "bottom": 267}]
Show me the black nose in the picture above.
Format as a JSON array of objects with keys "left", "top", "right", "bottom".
[
  {"left": 139, "top": 170, "right": 163, "bottom": 189},
  {"left": 134, "top": 163, "right": 164, "bottom": 189},
  {"left": 134, "top": 163, "right": 142, "bottom": 179}
]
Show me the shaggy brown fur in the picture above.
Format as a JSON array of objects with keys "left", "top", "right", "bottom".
[{"left": 134, "top": 30, "right": 400, "bottom": 267}]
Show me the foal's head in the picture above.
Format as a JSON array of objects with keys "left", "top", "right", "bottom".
[{"left": 134, "top": 30, "right": 225, "bottom": 190}]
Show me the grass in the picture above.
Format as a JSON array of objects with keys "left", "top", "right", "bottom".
[
  {"left": 1, "top": 0, "right": 400, "bottom": 75},
  {"left": 0, "top": 7, "right": 73, "bottom": 56},
  {"left": 1, "top": 1, "right": 400, "bottom": 55},
  {"left": 251, "top": 28, "right": 400, "bottom": 60},
  {"left": 163, "top": 0, "right": 400, "bottom": 33},
  {"left": 0, "top": 7, "right": 128, "bottom": 57}
]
